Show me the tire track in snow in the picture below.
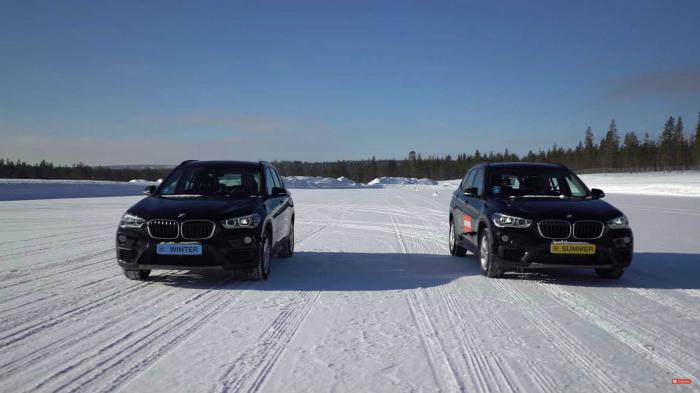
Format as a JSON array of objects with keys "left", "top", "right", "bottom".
[
  {"left": 625, "top": 287, "right": 700, "bottom": 320},
  {"left": 0, "top": 234, "right": 111, "bottom": 259},
  {"left": 0, "top": 272, "right": 198, "bottom": 375},
  {"left": 0, "top": 248, "right": 114, "bottom": 292},
  {"left": 390, "top": 214, "right": 408, "bottom": 254},
  {"left": 393, "top": 199, "right": 462, "bottom": 392},
  {"left": 294, "top": 207, "right": 358, "bottom": 247},
  {"left": 0, "top": 274, "right": 189, "bottom": 377},
  {"left": 432, "top": 284, "right": 554, "bottom": 393},
  {"left": 215, "top": 290, "right": 321, "bottom": 393},
  {"left": 537, "top": 283, "right": 698, "bottom": 380},
  {"left": 490, "top": 279, "right": 629, "bottom": 393},
  {"left": 25, "top": 281, "right": 248, "bottom": 393},
  {"left": 405, "top": 290, "right": 462, "bottom": 392},
  {"left": 0, "top": 277, "right": 159, "bottom": 350}
]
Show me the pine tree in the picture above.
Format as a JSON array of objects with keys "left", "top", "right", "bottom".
[
  {"left": 599, "top": 120, "right": 620, "bottom": 169},
  {"left": 584, "top": 126, "right": 595, "bottom": 167},
  {"left": 672, "top": 116, "right": 686, "bottom": 168},
  {"left": 622, "top": 131, "right": 640, "bottom": 169},
  {"left": 693, "top": 112, "right": 700, "bottom": 166},
  {"left": 659, "top": 116, "right": 676, "bottom": 169}
]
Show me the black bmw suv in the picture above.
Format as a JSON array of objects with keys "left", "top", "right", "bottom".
[
  {"left": 116, "top": 160, "right": 294, "bottom": 281},
  {"left": 449, "top": 162, "right": 633, "bottom": 279}
]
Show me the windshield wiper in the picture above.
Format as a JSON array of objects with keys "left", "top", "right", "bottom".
[
  {"left": 510, "top": 194, "right": 571, "bottom": 199},
  {"left": 160, "top": 194, "right": 203, "bottom": 198}
]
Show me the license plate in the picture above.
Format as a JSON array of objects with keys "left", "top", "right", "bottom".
[
  {"left": 550, "top": 242, "right": 596, "bottom": 255},
  {"left": 156, "top": 243, "right": 203, "bottom": 255}
]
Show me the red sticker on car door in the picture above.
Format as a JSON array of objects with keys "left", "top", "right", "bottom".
[{"left": 463, "top": 214, "right": 472, "bottom": 233}]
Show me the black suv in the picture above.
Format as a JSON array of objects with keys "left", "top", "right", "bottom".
[
  {"left": 116, "top": 160, "right": 294, "bottom": 281},
  {"left": 449, "top": 162, "right": 633, "bottom": 279}
]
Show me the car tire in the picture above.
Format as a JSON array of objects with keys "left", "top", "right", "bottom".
[
  {"left": 449, "top": 219, "right": 467, "bottom": 257},
  {"left": 123, "top": 269, "right": 150, "bottom": 280},
  {"left": 595, "top": 267, "right": 624, "bottom": 279},
  {"left": 250, "top": 231, "right": 271, "bottom": 281},
  {"left": 479, "top": 228, "right": 502, "bottom": 278},
  {"left": 278, "top": 222, "right": 294, "bottom": 259}
]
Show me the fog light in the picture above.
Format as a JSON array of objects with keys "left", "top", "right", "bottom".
[
  {"left": 118, "top": 235, "right": 127, "bottom": 243},
  {"left": 501, "top": 235, "right": 510, "bottom": 243},
  {"left": 243, "top": 236, "right": 253, "bottom": 245},
  {"left": 624, "top": 236, "right": 632, "bottom": 244}
]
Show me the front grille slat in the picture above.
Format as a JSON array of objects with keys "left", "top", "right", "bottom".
[
  {"left": 573, "top": 221, "right": 604, "bottom": 239},
  {"left": 147, "top": 219, "right": 179, "bottom": 239},
  {"left": 181, "top": 220, "right": 215, "bottom": 240},
  {"left": 537, "top": 220, "right": 571, "bottom": 239}
]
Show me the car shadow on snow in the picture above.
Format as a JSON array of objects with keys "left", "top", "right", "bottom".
[
  {"left": 501, "top": 252, "right": 700, "bottom": 290},
  {"left": 148, "top": 251, "right": 480, "bottom": 291}
]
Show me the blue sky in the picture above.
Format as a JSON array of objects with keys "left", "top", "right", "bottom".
[{"left": 1, "top": 0, "right": 699, "bottom": 165}]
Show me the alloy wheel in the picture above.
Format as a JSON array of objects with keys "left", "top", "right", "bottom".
[{"left": 480, "top": 236, "right": 489, "bottom": 269}]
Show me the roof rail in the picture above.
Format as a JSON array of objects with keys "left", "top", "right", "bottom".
[{"left": 176, "top": 160, "right": 197, "bottom": 168}]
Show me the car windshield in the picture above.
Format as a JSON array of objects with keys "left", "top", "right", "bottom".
[
  {"left": 158, "top": 166, "right": 261, "bottom": 196},
  {"left": 489, "top": 169, "right": 589, "bottom": 198}
]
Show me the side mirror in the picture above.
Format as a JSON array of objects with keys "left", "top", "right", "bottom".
[
  {"left": 271, "top": 186, "right": 288, "bottom": 196},
  {"left": 463, "top": 187, "right": 479, "bottom": 197},
  {"left": 143, "top": 185, "right": 156, "bottom": 195},
  {"left": 591, "top": 188, "right": 605, "bottom": 198}
]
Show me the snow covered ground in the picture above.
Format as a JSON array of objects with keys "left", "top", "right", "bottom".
[
  {"left": 579, "top": 171, "right": 700, "bottom": 197},
  {"left": 0, "top": 188, "right": 698, "bottom": 393},
  {"left": 4, "top": 171, "right": 699, "bottom": 199}
]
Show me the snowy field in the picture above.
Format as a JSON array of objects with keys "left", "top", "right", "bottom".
[
  {"left": 579, "top": 171, "right": 700, "bottom": 197},
  {"left": 0, "top": 187, "right": 699, "bottom": 393}
]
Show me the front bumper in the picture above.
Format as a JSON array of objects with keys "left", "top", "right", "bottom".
[
  {"left": 490, "top": 227, "right": 633, "bottom": 270},
  {"left": 115, "top": 226, "right": 260, "bottom": 271}
]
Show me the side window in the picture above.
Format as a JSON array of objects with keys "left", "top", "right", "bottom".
[
  {"left": 273, "top": 169, "right": 285, "bottom": 189},
  {"left": 264, "top": 168, "right": 275, "bottom": 195},
  {"left": 473, "top": 168, "right": 485, "bottom": 195},
  {"left": 160, "top": 175, "right": 180, "bottom": 194},
  {"left": 462, "top": 170, "right": 475, "bottom": 190},
  {"left": 271, "top": 169, "right": 283, "bottom": 189}
]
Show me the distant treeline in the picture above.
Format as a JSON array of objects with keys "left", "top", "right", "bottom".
[{"left": 2, "top": 114, "right": 699, "bottom": 182}]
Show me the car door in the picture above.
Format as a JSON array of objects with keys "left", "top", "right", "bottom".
[
  {"left": 264, "top": 167, "right": 283, "bottom": 244},
  {"left": 452, "top": 168, "right": 476, "bottom": 246},
  {"left": 453, "top": 166, "right": 484, "bottom": 248},
  {"left": 271, "top": 167, "right": 292, "bottom": 239},
  {"left": 464, "top": 167, "right": 486, "bottom": 246}
]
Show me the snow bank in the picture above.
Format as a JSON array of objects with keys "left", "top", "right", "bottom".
[
  {"left": 579, "top": 171, "right": 700, "bottom": 197},
  {"left": 367, "top": 177, "right": 437, "bottom": 186},
  {"left": 282, "top": 176, "right": 379, "bottom": 189},
  {"left": 0, "top": 178, "right": 153, "bottom": 185}
]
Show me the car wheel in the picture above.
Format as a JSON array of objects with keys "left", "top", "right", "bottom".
[
  {"left": 278, "top": 222, "right": 294, "bottom": 259},
  {"left": 123, "top": 269, "right": 150, "bottom": 280},
  {"left": 250, "top": 231, "right": 271, "bottom": 281},
  {"left": 595, "top": 267, "right": 624, "bottom": 279},
  {"left": 449, "top": 219, "right": 467, "bottom": 257},
  {"left": 479, "top": 228, "right": 502, "bottom": 278}
]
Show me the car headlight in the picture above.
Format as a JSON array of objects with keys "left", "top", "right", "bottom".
[
  {"left": 607, "top": 215, "right": 629, "bottom": 229},
  {"left": 492, "top": 213, "right": 532, "bottom": 228},
  {"left": 222, "top": 214, "right": 261, "bottom": 229},
  {"left": 120, "top": 213, "right": 144, "bottom": 228}
]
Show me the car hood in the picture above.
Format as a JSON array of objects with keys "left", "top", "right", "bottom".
[
  {"left": 491, "top": 197, "right": 623, "bottom": 221},
  {"left": 127, "top": 195, "right": 261, "bottom": 220}
]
